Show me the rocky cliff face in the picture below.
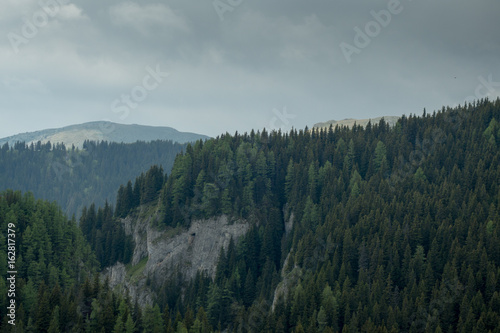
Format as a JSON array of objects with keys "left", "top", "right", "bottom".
[{"left": 104, "top": 206, "right": 250, "bottom": 306}]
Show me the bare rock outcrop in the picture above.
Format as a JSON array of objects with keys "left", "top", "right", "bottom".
[{"left": 105, "top": 207, "right": 250, "bottom": 306}]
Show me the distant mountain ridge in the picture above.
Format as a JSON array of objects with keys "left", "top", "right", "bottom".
[
  {"left": 314, "top": 116, "right": 400, "bottom": 129},
  {"left": 0, "top": 121, "right": 210, "bottom": 148}
]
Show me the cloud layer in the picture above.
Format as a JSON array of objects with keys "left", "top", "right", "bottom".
[{"left": 1, "top": 0, "right": 499, "bottom": 138}]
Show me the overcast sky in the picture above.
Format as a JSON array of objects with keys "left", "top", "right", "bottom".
[{"left": 1, "top": 0, "right": 499, "bottom": 138}]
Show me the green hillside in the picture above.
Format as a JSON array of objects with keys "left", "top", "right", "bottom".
[
  {"left": 0, "top": 140, "right": 186, "bottom": 217},
  {"left": 1, "top": 99, "right": 499, "bottom": 332},
  {"left": 92, "top": 98, "right": 499, "bottom": 332}
]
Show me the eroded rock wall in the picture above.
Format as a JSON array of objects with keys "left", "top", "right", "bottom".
[{"left": 105, "top": 208, "right": 250, "bottom": 306}]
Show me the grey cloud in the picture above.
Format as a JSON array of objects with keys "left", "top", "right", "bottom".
[{"left": 1, "top": 0, "right": 499, "bottom": 138}]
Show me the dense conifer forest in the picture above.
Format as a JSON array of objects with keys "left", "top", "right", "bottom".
[
  {"left": 0, "top": 191, "right": 188, "bottom": 332},
  {"left": 1, "top": 99, "right": 500, "bottom": 332},
  {"left": 0, "top": 140, "right": 185, "bottom": 217}
]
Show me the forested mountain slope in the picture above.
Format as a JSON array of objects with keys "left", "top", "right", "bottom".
[
  {"left": 0, "top": 140, "right": 186, "bottom": 217},
  {"left": 0, "top": 190, "right": 169, "bottom": 332},
  {"left": 91, "top": 99, "right": 500, "bottom": 332},
  {"left": 1, "top": 99, "right": 499, "bottom": 332}
]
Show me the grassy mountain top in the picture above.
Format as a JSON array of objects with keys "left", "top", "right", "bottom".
[
  {"left": 314, "top": 116, "right": 400, "bottom": 129},
  {"left": 0, "top": 121, "right": 210, "bottom": 148}
]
